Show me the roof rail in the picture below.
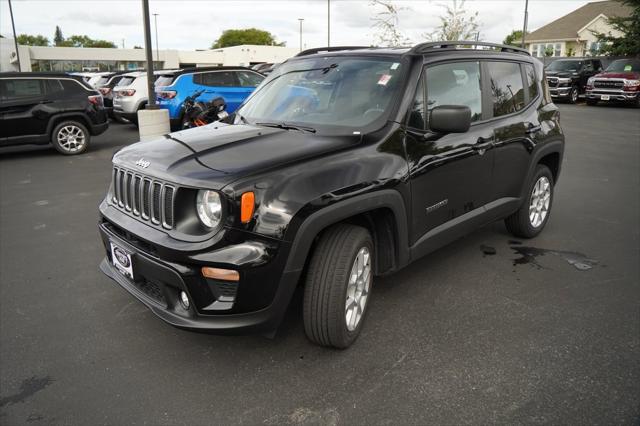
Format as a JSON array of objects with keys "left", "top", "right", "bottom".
[
  {"left": 409, "top": 41, "right": 530, "bottom": 56},
  {"left": 295, "top": 46, "right": 371, "bottom": 57}
]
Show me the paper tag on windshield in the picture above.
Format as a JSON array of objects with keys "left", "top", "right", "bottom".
[
  {"left": 390, "top": 62, "right": 400, "bottom": 70},
  {"left": 378, "top": 74, "right": 392, "bottom": 86},
  {"left": 624, "top": 64, "right": 632, "bottom": 71}
]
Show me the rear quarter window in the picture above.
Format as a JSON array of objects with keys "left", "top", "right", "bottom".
[
  {"left": 193, "top": 71, "right": 237, "bottom": 87},
  {"left": 236, "top": 71, "right": 264, "bottom": 87},
  {"left": 524, "top": 64, "right": 539, "bottom": 101},
  {"left": 116, "top": 76, "right": 136, "bottom": 87},
  {"left": 60, "top": 79, "right": 90, "bottom": 95},
  {"left": 155, "top": 75, "right": 175, "bottom": 87}
]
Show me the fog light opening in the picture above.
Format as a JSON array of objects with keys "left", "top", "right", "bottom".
[{"left": 179, "top": 291, "right": 190, "bottom": 310}]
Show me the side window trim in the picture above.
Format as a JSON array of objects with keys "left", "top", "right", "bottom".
[
  {"left": 404, "top": 67, "right": 426, "bottom": 131},
  {"left": 479, "top": 61, "right": 493, "bottom": 121}
]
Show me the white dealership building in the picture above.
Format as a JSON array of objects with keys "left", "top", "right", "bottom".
[{"left": 0, "top": 38, "right": 298, "bottom": 72}]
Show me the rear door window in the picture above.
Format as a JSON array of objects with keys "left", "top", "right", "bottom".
[
  {"left": 487, "top": 62, "right": 526, "bottom": 117},
  {"left": 425, "top": 61, "right": 482, "bottom": 125},
  {"left": 0, "top": 79, "right": 45, "bottom": 101},
  {"left": 236, "top": 71, "right": 264, "bottom": 87},
  {"left": 193, "top": 71, "right": 237, "bottom": 87}
]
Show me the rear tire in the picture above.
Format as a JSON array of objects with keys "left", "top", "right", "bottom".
[
  {"left": 568, "top": 86, "right": 579, "bottom": 104},
  {"left": 505, "top": 164, "right": 554, "bottom": 239},
  {"left": 303, "top": 224, "right": 373, "bottom": 349},
  {"left": 51, "top": 121, "right": 90, "bottom": 155}
]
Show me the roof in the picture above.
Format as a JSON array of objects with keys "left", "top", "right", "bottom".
[
  {"left": 526, "top": 0, "right": 633, "bottom": 41},
  {"left": 0, "top": 71, "right": 84, "bottom": 79}
]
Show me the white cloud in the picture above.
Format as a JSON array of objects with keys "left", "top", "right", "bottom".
[{"left": 0, "top": 0, "right": 593, "bottom": 50}]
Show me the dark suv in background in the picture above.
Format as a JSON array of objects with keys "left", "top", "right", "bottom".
[
  {"left": 99, "top": 42, "right": 564, "bottom": 348},
  {"left": 0, "top": 73, "right": 108, "bottom": 154},
  {"left": 545, "top": 58, "right": 602, "bottom": 103},
  {"left": 96, "top": 71, "right": 130, "bottom": 122}
]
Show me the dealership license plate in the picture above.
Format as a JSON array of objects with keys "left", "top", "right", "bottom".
[
  {"left": 600, "top": 94, "right": 610, "bottom": 101},
  {"left": 110, "top": 242, "right": 133, "bottom": 279}
]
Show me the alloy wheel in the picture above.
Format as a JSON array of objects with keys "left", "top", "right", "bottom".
[
  {"left": 529, "top": 176, "right": 551, "bottom": 228},
  {"left": 57, "top": 125, "right": 86, "bottom": 153},
  {"left": 345, "top": 247, "right": 372, "bottom": 331}
]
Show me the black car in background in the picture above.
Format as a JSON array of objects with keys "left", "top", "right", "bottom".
[
  {"left": 544, "top": 58, "right": 603, "bottom": 103},
  {"left": 0, "top": 72, "right": 108, "bottom": 155},
  {"left": 96, "top": 71, "right": 130, "bottom": 122}
]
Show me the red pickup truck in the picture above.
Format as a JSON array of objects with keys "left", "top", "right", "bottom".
[{"left": 585, "top": 59, "right": 640, "bottom": 107}]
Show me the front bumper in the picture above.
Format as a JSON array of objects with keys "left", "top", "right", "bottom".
[
  {"left": 549, "top": 87, "right": 572, "bottom": 98},
  {"left": 98, "top": 211, "right": 299, "bottom": 334},
  {"left": 585, "top": 90, "right": 639, "bottom": 102}
]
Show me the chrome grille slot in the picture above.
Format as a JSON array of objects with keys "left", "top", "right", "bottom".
[
  {"left": 162, "top": 186, "right": 174, "bottom": 229},
  {"left": 151, "top": 182, "right": 162, "bottom": 224},
  {"left": 111, "top": 167, "right": 177, "bottom": 230}
]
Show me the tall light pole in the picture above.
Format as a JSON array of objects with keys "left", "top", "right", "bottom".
[
  {"left": 142, "top": 0, "right": 157, "bottom": 109},
  {"left": 152, "top": 13, "right": 160, "bottom": 63},
  {"left": 327, "top": 0, "right": 331, "bottom": 47},
  {"left": 298, "top": 18, "right": 304, "bottom": 52},
  {"left": 521, "top": 0, "right": 529, "bottom": 48},
  {"left": 8, "top": 0, "right": 21, "bottom": 71}
]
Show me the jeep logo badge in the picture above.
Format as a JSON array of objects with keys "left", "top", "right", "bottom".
[
  {"left": 113, "top": 247, "right": 130, "bottom": 267},
  {"left": 136, "top": 158, "right": 150, "bottom": 168}
]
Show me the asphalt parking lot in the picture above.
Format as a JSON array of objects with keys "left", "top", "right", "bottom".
[{"left": 1, "top": 103, "right": 639, "bottom": 425}]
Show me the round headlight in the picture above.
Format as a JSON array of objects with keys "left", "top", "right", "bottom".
[{"left": 196, "top": 190, "right": 222, "bottom": 228}]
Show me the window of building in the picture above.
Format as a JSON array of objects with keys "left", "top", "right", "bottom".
[
  {"left": 554, "top": 43, "right": 562, "bottom": 56},
  {"left": 487, "top": 62, "right": 525, "bottom": 117},
  {"left": 426, "top": 61, "right": 482, "bottom": 126}
]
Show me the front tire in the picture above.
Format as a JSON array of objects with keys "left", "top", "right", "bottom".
[
  {"left": 568, "top": 86, "right": 579, "bottom": 104},
  {"left": 505, "top": 164, "right": 554, "bottom": 238},
  {"left": 51, "top": 121, "right": 90, "bottom": 155},
  {"left": 303, "top": 224, "right": 373, "bottom": 349}
]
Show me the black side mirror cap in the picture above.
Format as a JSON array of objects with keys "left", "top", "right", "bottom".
[{"left": 429, "top": 105, "right": 472, "bottom": 134}]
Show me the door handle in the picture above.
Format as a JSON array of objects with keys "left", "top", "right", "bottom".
[{"left": 525, "top": 124, "right": 542, "bottom": 134}]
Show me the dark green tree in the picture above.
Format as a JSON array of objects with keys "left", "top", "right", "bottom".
[
  {"left": 16, "top": 34, "right": 50, "bottom": 46},
  {"left": 591, "top": 0, "right": 640, "bottom": 55},
  {"left": 502, "top": 29, "right": 528, "bottom": 46},
  {"left": 58, "top": 35, "right": 116, "bottom": 48},
  {"left": 54, "top": 26, "right": 64, "bottom": 46},
  {"left": 211, "top": 28, "right": 284, "bottom": 48}
]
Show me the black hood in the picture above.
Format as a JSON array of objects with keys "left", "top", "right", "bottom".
[{"left": 113, "top": 123, "right": 361, "bottom": 189}]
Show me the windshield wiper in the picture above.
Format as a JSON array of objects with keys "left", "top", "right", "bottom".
[{"left": 256, "top": 122, "right": 316, "bottom": 133}]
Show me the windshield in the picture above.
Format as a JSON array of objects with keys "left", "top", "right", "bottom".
[
  {"left": 237, "top": 56, "right": 404, "bottom": 134},
  {"left": 605, "top": 59, "right": 640, "bottom": 72},
  {"left": 546, "top": 60, "right": 582, "bottom": 72}
]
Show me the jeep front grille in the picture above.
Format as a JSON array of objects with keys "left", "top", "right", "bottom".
[{"left": 112, "top": 167, "right": 176, "bottom": 229}]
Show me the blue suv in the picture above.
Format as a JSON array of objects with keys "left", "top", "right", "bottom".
[{"left": 156, "top": 67, "right": 265, "bottom": 129}]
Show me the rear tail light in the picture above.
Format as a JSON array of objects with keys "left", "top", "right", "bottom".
[
  {"left": 118, "top": 89, "right": 136, "bottom": 97},
  {"left": 99, "top": 87, "right": 111, "bottom": 95},
  {"left": 157, "top": 90, "right": 177, "bottom": 99},
  {"left": 88, "top": 95, "right": 103, "bottom": 107}
]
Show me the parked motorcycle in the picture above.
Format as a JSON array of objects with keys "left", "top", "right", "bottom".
[{"left": 181, "top": 90, "right": 229, "bottom": 129}]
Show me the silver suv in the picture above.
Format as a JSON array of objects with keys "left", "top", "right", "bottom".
[{"left": 112, "top": 70, "right": 179, "bottom": 124}]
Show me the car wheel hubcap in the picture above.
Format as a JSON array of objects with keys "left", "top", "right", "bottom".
[
  {"left": 529, "top": 176, "right": 551, "bottom": 228},
  {"left": 58, "top": 125, "right": 85, "bottom": 152},
  {"left": 572, "top": 89, "right": 578, "bottom": 102},
  {"left": 345, "top": 247, "right": 371, "bottom": 332}
]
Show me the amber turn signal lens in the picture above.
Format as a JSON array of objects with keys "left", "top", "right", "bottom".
[
  {"left": 240, "top": 192, "right": 255, "bottom": 224},
  {"left": 201, "top": 267, "right": 239, "bottom": 282}
]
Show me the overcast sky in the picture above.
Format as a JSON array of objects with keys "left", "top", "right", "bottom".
[{"left": 0, "top": 0, "right": 593, "bottom": 50}]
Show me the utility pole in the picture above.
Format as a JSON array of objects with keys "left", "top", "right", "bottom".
[
  {"left": 521, "top": 0, "right": 529, "bottom": 48},
  {"left": 153, "top": 13, "right": 160, "bottom": 63},
  {"left": 142, "top": 0, "right": 157, "bottom": 109},
  {"left": 298, "top": 18, "right": 304, "bottom": 52},
  {"left": 8, "top": 0, "right": 21, "bottom": 71},
  {"left": 327, "top": 0, "right": 331, "bottom": 47},
  {"left": 122, "top": 38, "right": 125, "bottom": 49}
]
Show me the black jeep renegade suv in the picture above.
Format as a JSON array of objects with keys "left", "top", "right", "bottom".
[{"left": 98, "top": 42, "right": 564, "bottom": 348}]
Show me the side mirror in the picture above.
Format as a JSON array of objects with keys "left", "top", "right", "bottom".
[{"left": 429, "top": 105, "right": 471, "bottom": 134}]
